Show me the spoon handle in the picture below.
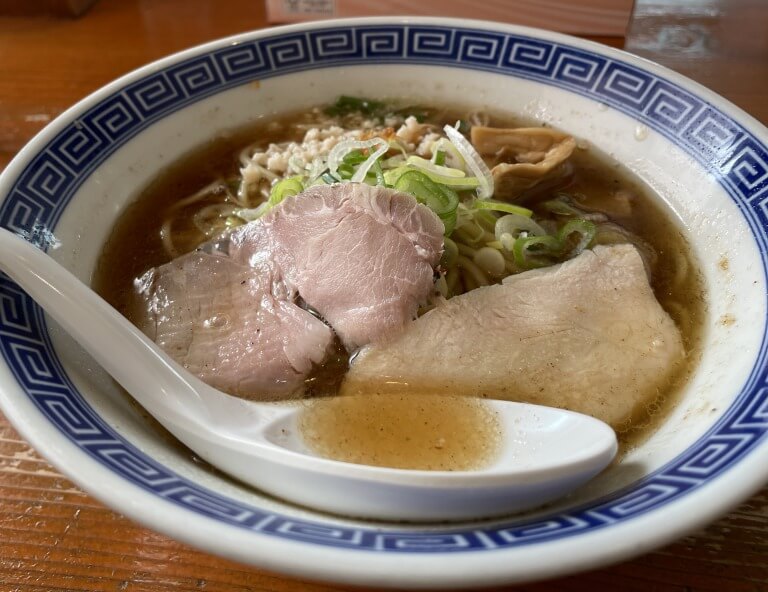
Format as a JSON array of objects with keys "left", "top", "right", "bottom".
[{"left": 0, "top": 228, "right": 205, "bottom": 423}]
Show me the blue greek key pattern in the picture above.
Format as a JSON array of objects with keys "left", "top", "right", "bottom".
[
  {"left": 263, "top": 34, "right": 311, "bottom": 69},
  {"left": 1, "top": 24, "right": 768, "bottom": 552},
  {"left": 727, "top": 137, "right": 768, "bottom": 202},
  {"left": 682, "top": 107, "right": 744, "bottom": 160},
  {"left": 408, "top": 28, "right": 455, "bottom": 58},
  {"left": 82, "top": 443, "right": 180, "bottom": 486},
  {"left": 309, "top": 29, "right": 358, "bottom": 61},
  {"left": 82, "top": 95, "right": 142, "bottom": 143},
  {"left": 643, "top": 81, "right": 702, "bottom": 132},
  {"left": 360, "top": 27, "right": 403, "bottom": 58},
  {"left": 595, "top": 62, "right": 654, "bottom": 108},
  {"left": 124, "top": 72, "right": 184, "bottom": 118},
  {"left": 0, "top": 276, "right": 40, "bottom": 340},
  {"left": 494, "top": 516, "right": 593, "bottom": 543},
  {"left": 213, "top": 43, "right": 269, "bottom": 80}
]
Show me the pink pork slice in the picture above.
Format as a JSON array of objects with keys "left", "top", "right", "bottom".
[
  {"left": 135, "top": 183, "right": 444, "bottom": 398},
  {"left": 134, "top": 251, "right": 333, "bottom": 398},
  {"left": 228, "top": 183, "right": 445, "bottom": 350}
]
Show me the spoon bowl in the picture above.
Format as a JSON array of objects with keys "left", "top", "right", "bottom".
[{"left": 0, "top": 227, "right": 617, "bottom": 521}]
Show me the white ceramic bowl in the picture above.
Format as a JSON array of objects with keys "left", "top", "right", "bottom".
[{"left": 1, "top": 17, "right": 767, "bottom": 589}]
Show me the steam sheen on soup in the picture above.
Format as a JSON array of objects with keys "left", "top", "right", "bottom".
[{"left": 94, "top": 98, "right": 705, "bottom": 469}]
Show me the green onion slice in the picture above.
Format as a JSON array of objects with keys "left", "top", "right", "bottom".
[
  {"left": 512, "top": 235, "right": 561, "bottom": 269},
  {"left": 350, "top": 140, "right": 390, "bottom": 183},
  {"left": 324, "top": 96, "right": 386, "bottom": 117},
  {"left": 443, "top": 124, "right": 494, "bottom": 198},
  {"left": 338, "top": 149, "right": 367, "bottom": 179},
  {"left": 394, "top": 170, "right": 459, "bottom": 235},
  {"left": 542, "top": 194, "right": 587, "bottom": 217},
  {"left": 370, "top": 159, "right": 387, "bottom": 187},
  {"left": 406, "top": 155, "right": 466, "bottom": 178},
  {"left": 384, "top": 165, "right": 480, "bottom": 189},
  {"left": 431, "top": 137, "right": 465, "bottom": 170},
  {"left": 495, "top": 214, "right": 548, "bottom": 241},
  {"left": 558, "top": 218, "right": 596, "bottom": 257},
  {"left": 328, "top": 138, "right": 388, "bottom": 180},
  {"left": 268, "top": 176, "right": 304, "bottom": 208},
  {"left": 472, "top": 199, "right": 533, "bottom": 218},
  {"left": 342, "top": 149, "right": 367, "bottom": 165}
]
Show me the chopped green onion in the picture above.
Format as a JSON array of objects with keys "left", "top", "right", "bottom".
[
  {"left": 512, "top": 235, "right": 561, "bottom": 269},
  {"left": 433, "top": 150, "right": 446, "bottom": 166},
  {"left": 495, "top": 214, "right": 547, "bottom": 241},
  {"left": 406, "top": 155, "right": 466, "bottom": 178},
  {"left": 472, "top": 199, "right": 533, "bottom": 218},
  {"left": 394, "top": 170, "right": 459, "bottom": 235},
  {"left": 338, "top": 150, "right": 368, "bottom": 179},
  {"left": 342, "top": 149, "right": 367, "bottom": 165},
  {"left": 344, "top": 150, "right": 366, "bottom": 164},
  {"left": 324, "top": 96, "right": 386, "bottom": 117},
  {"left": 323, "top": 97, "right": 434, "bottom": 122},
  {"left": 543, "top": 194, "right": 587, "bottom": 217},
  {"left": 443, "top": 124, "right": 494, "bottom": 198},
  {"left": 558, "top": 218, "right": 596, "bottom": 257},
  {"left": 384, "top": 165, "right": 481, "bottom": 189},
  {"left": 328, "top": 138, "right": 388, "bottom": 180},
  {"left": 432, "top": 138, "right": 465, "bottom": 170},
  {"left": 370, "top": 159, "right": 387, "bottom": 186},
  {"left": 268, "top": 176, "right": 303, "bottom": 207},
  {"left": 337, "top": 163, "right": 356, "bottom": 179},
  {"left": 350, "top": 140, "right": 389, "bottom": 183}
]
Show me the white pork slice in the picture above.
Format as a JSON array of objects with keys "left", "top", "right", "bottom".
[
  {"left": 228, "top": 183, "right": 444, "bottom": 350},
  {"left": 135, "top": 251, "right": 334, "bottom": 398},
  {"left": 340, "top": 244, "right": 685, "bottom": 428}
]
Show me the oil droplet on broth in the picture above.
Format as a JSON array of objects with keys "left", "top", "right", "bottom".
[{"left": 298, "top": 394, "right": 502, "bottom": 471}]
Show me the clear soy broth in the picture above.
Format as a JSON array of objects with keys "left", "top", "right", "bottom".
[{"left": 94, "top": 102, "right": 706, "bottom": 470}]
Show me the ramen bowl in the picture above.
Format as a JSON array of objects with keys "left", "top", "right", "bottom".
[{"left": 0, "top": 17, "right": 767, "bottom": 588}]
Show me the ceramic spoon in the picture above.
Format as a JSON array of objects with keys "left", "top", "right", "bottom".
[{"left": 0, "top": 228, "right": 617, "bottom": 521}]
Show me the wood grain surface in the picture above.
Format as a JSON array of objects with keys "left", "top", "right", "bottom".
[{"left": 0, "top": 1, "right": 767, "bottom": 590}]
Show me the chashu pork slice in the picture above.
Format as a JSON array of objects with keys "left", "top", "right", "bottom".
[
  {"left": 135, "top": 251, "right": 334, "bottom": 398},
  {"left": 228, "top": 183, "right": 444, "bottom": 350},
  {"left": 135, "top": 183, "right": 444, "bottom": 399},
  {"left": 340, "top": 244, "right": 685, "bottom": 428}
]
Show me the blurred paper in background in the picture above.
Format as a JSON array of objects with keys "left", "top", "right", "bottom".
[{"left": 266, "top": 0, "right": 635, "bottom": 36}]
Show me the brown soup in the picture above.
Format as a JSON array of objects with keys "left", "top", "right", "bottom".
[{"left": 94, "top": 103, "right": 706, "bottom": 468}]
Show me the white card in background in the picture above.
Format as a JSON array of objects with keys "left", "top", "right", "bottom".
[
  {"left": 266, "top": 0, "right": 634, "bottom": 36},
  {"left": 269, "top": 0, "right": 335, "bottom": 19}
]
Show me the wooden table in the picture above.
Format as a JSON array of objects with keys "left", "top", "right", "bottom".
[{"left": 1, "top": 1, "right": 767, "bottom": 590}]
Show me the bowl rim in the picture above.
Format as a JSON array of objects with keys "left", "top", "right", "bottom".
[{"left": 1, "top": 16, "right": 767, "bottom": 588}]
